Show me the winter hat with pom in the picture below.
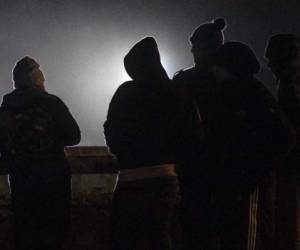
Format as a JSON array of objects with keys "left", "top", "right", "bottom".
[{"left": 190, "top": 18, "right": 227, "bottom": 48}]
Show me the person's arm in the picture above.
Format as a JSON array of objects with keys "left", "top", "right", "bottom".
[
  {"left": 104, "top": 82, "right": 140, "bottom": 157},
  {"left": 50, "top": 97, "right": 81, "bottom": 146},
  {"left": 171, "top": 74, "right": 205, "bottom": 175}
]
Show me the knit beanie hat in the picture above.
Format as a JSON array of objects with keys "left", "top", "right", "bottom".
[
  {"left": 190, "top": 18, "right": 227, "bottom": 47},
  {"left": 13, "top": 56, "right": 40, "bottom": 88}
]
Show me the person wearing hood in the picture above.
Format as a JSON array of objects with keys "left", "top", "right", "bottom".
[
  {"left": 213, "top": 41, "right": 293, "bottom": 250},
  {"left": 265, "top": 34, "right": 300, "bottom": 250},
  {"left": 0, "top": 56, "right": 81, "bottom": 250},
  {"left": 104, "top": 37, "right": 180, "bottom": 250}
]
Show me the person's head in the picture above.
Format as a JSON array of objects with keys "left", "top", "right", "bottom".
[
  {"left": 124, "top": 37, "right": 168, "bottom": 82},
  {"left": 213, "top": 41, "right": 260, "bottom": 83},
  {"left": 265, "top": 34, "right": 300, "bottom": 81},
  {"left": 13, "top": 56, "right": 45, "bottom": 90},
  {"left": 190, "top": 18, "right": 227, "bottom": 68}
]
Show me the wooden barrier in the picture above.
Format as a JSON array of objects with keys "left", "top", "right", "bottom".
[{"left": 0, "top": 146, "right": 119, "bottom": 250}]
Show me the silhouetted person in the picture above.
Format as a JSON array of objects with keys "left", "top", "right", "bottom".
[
  {"left": 265, "top": 34, "right": 300, "bottom": 250},
  {"left": 172, "top": 18, "right": 227, "bottom": 250},
  {"left": 213, "top": 41, "right": 292, "bottom": 250},
  {"left": 0, "top": 56, "right": 81, "bottom": 250},
  {"left": 104, "top": 37, "right": 180, "bottom": 250}
]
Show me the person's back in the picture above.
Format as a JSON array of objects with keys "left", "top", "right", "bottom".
[
  {"left": 0, "top": 56, "right": 81, "bottom": 250},
  {"left": 171, "top": 18, "right": 227, "bottom": 250},
  {"left": 104, "top": 37, "right": 179, "bottom": 250},
  {"left": 265, "top": 34, "right": 300, "bottom": 250},
  {"left": 213, "top": 41, "right": 293, "bottom": 250},
  {"left": 215, "top": 75, "right": 290, "bottom": 193},
  {"left": 105, "top": 80, "right": 177, "bottom": 169},
  {"left": 0, "top": 87, "right": 80, "bottom": 160},
  {"left": 173, "top": 18, "right": 226, "bottom": 138}
]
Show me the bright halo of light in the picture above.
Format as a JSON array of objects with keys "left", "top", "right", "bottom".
[
  {"left": 160, "top": 54, "right": 172, "bottom": 78},
  {"left": 118, "top": 67, "right": 131, "bottom": 83}
]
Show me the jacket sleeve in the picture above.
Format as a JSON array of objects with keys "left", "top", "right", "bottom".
[
  {"left": 233, "top": 93, "right": 295, "bottom": 193},
  {"left": 51, "top": 97, "right": 81, "bottom": 146},
  {"left": 103, "top": 83, "right": 140, "bottom": 157},
  {"left": 171, "top": 74, "right": 205, "bottom": 177}
]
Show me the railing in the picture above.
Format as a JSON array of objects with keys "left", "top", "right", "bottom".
[{"left": 0, "top": 146, "right": 119, "bottom": 175}]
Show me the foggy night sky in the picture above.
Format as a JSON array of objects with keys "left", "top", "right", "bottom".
[{"left": 0, "top": 0, "right": 299, "bottom": 145}]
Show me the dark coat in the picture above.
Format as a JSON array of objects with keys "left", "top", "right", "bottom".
[
  {"left": 0, "top": 87, "right": 81, "bottom": 160},
  {"left": 278, "top": 76, "right": 300, "bottom": 128},
  {"left": 215, "top": 76, "right": 293, "bottom": 194},
  {"left": 173, "top": 68, "right": 292, "bottom": 193},
  {"left": 173, "top": 67, "right": 219, "bottom": 125},
  {"left": 104, "top": 38, "right": 182, "bottom": 169},
  {"left": 172, "top": 66, "right": 218, "bottom": 187},
  {"left": 0, "top": 87, "right": 81, "bottom": 249},
  {"left": 277, "top": 75, "right": 300, "bottom": 181}
]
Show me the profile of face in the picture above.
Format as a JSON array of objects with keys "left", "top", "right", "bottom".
[{"left": 29, "top": 67, "right": 45, "bottom": 90}]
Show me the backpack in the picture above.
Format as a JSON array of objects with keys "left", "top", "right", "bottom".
[{"left": 0, "top": 105, "right": 57, "bottom": 158}]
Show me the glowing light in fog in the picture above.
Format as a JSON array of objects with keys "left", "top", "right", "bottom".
[{"left": 161, "top": 55, "right": 172, "bottom": 78}]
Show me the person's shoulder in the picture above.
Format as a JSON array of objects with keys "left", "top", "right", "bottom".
[
  {"left": 38, "top": 91, "right": 71, "bottom": 110},
  {"left": 42, "top": 92, "right": 64, "bottom": 103},
  {"left": 116, "top": 80, "right": 135, "bottom": 91},
  {"left": 248, "top": 77, "right": 274, "bottom": 99},
  {"left": 113, "top": 80, "right": 138, "bottom": 97},
  {"left": 173, "top": 67, "right": 196, "bottom": 81},
  {"left": 244, "top": 77, "right": 278, "bottom": 109},
  {"left": 2, "top": 89, "right": 21, "bottom": 99},
  {"left": 0, "top": 90, "right": 20, "bottom": 108},
  {"left": 1, "top": 92, "right": 13, "bottom": 103}
]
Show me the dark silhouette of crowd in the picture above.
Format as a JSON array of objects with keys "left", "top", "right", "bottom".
[{"left": 0, "top": 17, "right": 300, "bottom": 250}]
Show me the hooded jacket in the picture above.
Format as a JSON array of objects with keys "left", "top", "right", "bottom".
[{"left": 104, "top": 37, "right": 180, "bottom": 169}]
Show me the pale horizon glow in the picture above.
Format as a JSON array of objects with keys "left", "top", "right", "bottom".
[{"left": 0, "top": 0, "right": 298, "bottom": 145}]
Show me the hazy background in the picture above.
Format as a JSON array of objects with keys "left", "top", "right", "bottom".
[{"left": 0, "top": 0, "right": 299, "bottom": 145}]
